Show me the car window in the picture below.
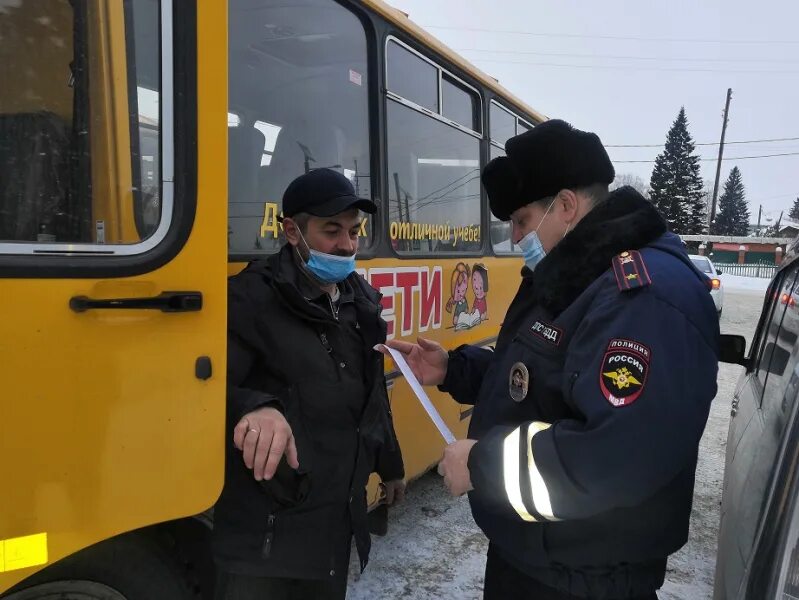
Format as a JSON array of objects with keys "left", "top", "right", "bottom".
[
  {"left": 762, "top": 273, "right": 799, "bottom": 408},
  {"left": 756, "top": 271, "right": 797, "bottom": 389},
  {"left": 690, "top": 257, "right": 713, "bottom": 273}
]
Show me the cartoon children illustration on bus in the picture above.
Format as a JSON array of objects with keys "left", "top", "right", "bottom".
[
  {"left": 445, "top": 262, "right": 471, "bottom": 327},
  {"left": 472, "top": 263, "right": 489, "bottom": 321},
  {"left": 446, "top": 262, "right": 490, "bottom": 330}
]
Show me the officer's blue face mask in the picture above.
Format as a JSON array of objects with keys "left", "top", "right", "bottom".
[
  {"left": 518, "top": 229, "right": 546, "bottom": 271},
  {"left": 516, "top": 197, "right": 569, "bottom": 271},
  {"left": 296, "top": 230, "right": 356, "bottom": 284}
]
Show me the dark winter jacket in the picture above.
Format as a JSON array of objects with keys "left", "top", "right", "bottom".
[
  {"left": 442, "top": 187, "right": 720, "bottom": 598},
  {"left": 212, "top": 244, "right": 404, "bottom": 580}
]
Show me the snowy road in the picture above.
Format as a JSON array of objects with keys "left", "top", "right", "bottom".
[{"left": 347, "top": 285, "right": 768, "bottom": 600}]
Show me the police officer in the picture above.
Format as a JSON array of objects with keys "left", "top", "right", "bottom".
[
  {"left": 214, "top": 168, "right": 405, "bottom": 600},
  {"left": 386, "top": 120, "right": 719, "bottom": 599}
]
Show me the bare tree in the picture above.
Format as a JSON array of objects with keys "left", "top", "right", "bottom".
[{"left": 611, "top": 173, "right": 648, "bottom": 197}]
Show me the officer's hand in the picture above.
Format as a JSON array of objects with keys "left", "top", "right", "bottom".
[
  {"left": 438, "top": 439, "right": 477, "bottom": 497},
  {"left": 381, "top": 479, "right": 406, "bottom": 506},
  {"left": 378, "top": 337, "right": 449, "bottom": 386},
  {"left": 233, "top": 406, "right": 300, "bottom": 481}
]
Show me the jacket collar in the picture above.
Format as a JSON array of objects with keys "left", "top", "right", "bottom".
[
  {"left": 529, "top": 186, "right": 667, "bottom": 316},
  {"left": 243, "top": 244, "right": 382, "bottom": 324}
]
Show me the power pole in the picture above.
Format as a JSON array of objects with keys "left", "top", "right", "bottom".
[
  {"left": 709, "top": 88, "right": 732, "bottom": 230},
  {"left": 757, "top": 204, "right": 762, "bottom": 235},
  {"left": 393, "top": 172, "right": 404, "bottom": 223}
]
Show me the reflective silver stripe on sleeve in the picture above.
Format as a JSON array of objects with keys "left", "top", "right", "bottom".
[
  {"left": 526, "top": 421, "right": 559, "bottom": 521},
  {"left": 502, "top": 426, "right": 536, "bottom": 522}
]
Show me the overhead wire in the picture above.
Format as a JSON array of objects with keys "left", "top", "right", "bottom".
[
  {"left": 614, "top": 152, "right": 799, "bottom": 163},
  {"left": 466, "top": 57, "right": 799, "bottom": 75},
  {"left": 607, "top": 137, "right": 799, "bottom": 148},
  {"left": 453, "top": 48, "right": 799, "bottom": 65},
  {"left": 421, "top": 25, "right": 799, "bottom": 45}
]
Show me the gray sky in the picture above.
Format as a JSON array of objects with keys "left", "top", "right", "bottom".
[{"left": 389, "top": 0, "right": 799, "bottom": 225}]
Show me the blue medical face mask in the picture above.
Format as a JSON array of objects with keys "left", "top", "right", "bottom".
[
  {"left": 297, "top": 231, "right": 356, "bottom": 284},
  {"left": 518, "top": 229, "right": 547, "bottom": 271},
  {"left": 516, "top": 197, "right": 567, "bottom": 271}
]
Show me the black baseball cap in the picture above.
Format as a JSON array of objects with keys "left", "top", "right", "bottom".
[{"left": 281, "top": 168, "right": 377, "bottom": 219}]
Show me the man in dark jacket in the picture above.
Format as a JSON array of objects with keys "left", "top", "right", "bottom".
[
  {"left": 386, "top": 120, "right": 719, "bottom": 599},
  {"left": 214, "top": 168, "right": 405, "bottom": 600}
]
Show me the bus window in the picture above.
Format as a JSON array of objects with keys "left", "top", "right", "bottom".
[
  {"left": 487, "top": 145, "right": 520, "bottom": 255},
  {"left": 0, "top": 0, "right": 162, "bottom": 247},
  {"left": 386, "top": 101, "right": 481, "bottom": 255},
  {"left": 490, "top": 100, "right": 534, "bottom": 150},
  {"left": 228, "top": 0, "right": 374, "bottom": 256},
  {"left": 442, "top": 74, "right": 481, "bottom": 133},
  {"left": 518, "top": 119, "right": 533, "bottom": 133},
  {"left": 385, "top": 39, "right": 483, "bottom": 256},
  {"left": 489, "top": 103, "right": 536, "bottom": 255},
  {"left": 386, "top": 40, "right": 439, "bottom": 114},
  {"left": 490, "top": 102, "right": 517, "bottom": 148}
]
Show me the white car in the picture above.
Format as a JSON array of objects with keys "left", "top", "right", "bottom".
[{"left": 689, "top": 254, "right": 724, "bottom": 316}]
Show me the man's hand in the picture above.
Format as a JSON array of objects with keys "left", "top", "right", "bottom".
[
  {"left": 377, "top": 337, "right": 449, "bottom": 386},
  {"left": 438, "top": 439, "right": 477, "bottom": 496},
  {"left": 234, "top": 406, "right": 299, "bottom": 481},
  {"left": 381, "top": 479, "right": 406, "bottom": 506}
]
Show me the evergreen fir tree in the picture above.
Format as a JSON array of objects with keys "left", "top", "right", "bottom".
[
  {"left": 789, "top": 197, "right": 799, "bottom": 221},
  {"left": 711, "top": 167, "right": 750, "bottom": 236},
  {"left": 648, "top": 107, "right": 706, "bottom": 233}
]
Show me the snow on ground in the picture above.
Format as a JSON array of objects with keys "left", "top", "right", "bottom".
[
  {"left": 348, "top": 289, "right": 767, "bottom": 600},
  {"left": 720, "top": 274, "right": 771, "bottom": 294}
]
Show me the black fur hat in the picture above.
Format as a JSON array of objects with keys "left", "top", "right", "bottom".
[{"left": 483, "top": 119, "right": 615, "bottom": 221}]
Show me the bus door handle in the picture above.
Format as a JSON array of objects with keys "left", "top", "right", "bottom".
[{"left": 69, "top": 291, "right": 203, "bottom": 313}]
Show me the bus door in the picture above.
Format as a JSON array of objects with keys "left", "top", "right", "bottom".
[{"left": 0, "top": 0, "right": 226, "bottom": 590}]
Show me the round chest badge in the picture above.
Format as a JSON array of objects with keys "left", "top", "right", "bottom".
[{"left": 509, "top": 362, "right": 530, "bottom": 402}]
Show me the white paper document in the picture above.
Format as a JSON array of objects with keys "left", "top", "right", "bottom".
[{"left": 384, "top": 346, "right": 456, "bottom": 444}]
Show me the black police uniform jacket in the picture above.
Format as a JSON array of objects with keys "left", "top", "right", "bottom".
[
  {"left": 213, "top": 244, "right": 404, "bottom": 580},
  {"left": 442, "top": 187, "right": 720, "bottom": 598}
]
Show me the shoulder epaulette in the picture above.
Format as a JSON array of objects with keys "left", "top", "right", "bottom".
[{"left": 611, "top": 250, "right": 652, "bottom": 292}]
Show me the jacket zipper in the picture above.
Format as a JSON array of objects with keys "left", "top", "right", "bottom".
[
  {"left": 319, "top": 331, "right": 342, "bottom": 379},
  {"left": 261, "top": 514, "right": 275, "bottom": 558},
  {"left": 327, "top": 294, "right": 339, "bottom": 321}
]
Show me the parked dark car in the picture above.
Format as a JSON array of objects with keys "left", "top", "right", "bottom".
[{"left": 714, "top": 236, "right": 799, "bottom": 599}]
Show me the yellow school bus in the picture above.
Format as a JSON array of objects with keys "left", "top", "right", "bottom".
[{"left": 0, "top": 1, "right": 545, "bottom": 597}]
